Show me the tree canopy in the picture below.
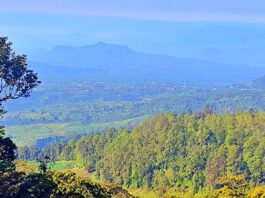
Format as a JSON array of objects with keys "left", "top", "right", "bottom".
[{"left": 25, "top": 111, "right": 265, "bottom": 197}]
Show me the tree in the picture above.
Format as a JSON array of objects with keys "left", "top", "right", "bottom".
[
  {"left": 0, "top": 127, "right": 17, "bottom": 173},
  {"left": 206, "top": 157, "right": 226, "bottom": 188},
  {"left": 0, "top": 36, "right": 40, "bottom": 171},
  {"left": 248, "top": 185, "right": 265, "bottom": 198},
  {"left": 0, "top": 36, "right": 40, "bottom": 115},
  {"left": 37, "top": 155, "right": 54, "bottom": 174},
  {"left": 213, "top": 175, "right": 248, "bottom": 198}
]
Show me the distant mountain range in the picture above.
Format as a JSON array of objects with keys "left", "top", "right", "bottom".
[{"left": 29, "top": 42, "right": 265, "bottom": 86}]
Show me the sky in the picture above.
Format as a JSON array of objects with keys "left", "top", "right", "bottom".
[
  {"left": 1, "top": 0, "right": 265, "bottom": 66},
  {"left": 1, "top": 0, "right": 265, "bottom": 22}
]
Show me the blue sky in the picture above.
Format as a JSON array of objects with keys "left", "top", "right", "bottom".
[
  {"left": 1, "top": 0, "right": 265, "bottom": 22},
  {"left": 1, "top": 0, "right": 265, "bottom": 66}
]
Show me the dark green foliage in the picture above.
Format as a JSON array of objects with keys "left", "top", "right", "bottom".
[
  {"left": 37, "top": 155, "right": 54, "bottom": 174},
  {"left": 50, "top": 171, "right": 135, "bottom": 198},
  {"left": 0, "top": 170, "right": 135, "bottom": 198},
  {"left": 0, "top": 172, "right": 55, "bottom": 198},
  {"left": 0, "top": 127, "right": 17, "bottom": 173}
]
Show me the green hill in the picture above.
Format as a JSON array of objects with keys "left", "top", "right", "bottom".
[{"left": 20, "top": 111, "right": 265, "bottom": 197}]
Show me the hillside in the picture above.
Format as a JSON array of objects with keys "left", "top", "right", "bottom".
[{"left": 20, "top": 111, "right": 265, "bottom": 197}]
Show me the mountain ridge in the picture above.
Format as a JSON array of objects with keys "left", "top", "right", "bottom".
[{"left": 28, "top": 42, "right": 265, "bottom": 86}]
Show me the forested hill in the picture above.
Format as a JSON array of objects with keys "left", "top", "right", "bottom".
[{"left": 20, "top": 111, "right": 265, "bottom": 197}]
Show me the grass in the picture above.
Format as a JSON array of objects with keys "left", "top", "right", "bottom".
[
  {"left": 69, "top": 167, "right": 91, "bottom": 178},
  {"left": 6, "top": 116, "right": 147, "bottom": 146},
  {"left": 27, "top": 160, "right": 82, "bottom": 171},
  {"left": 49, "top": 160, "right": 82, "bottom": 171}
]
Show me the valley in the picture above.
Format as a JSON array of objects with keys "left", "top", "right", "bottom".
[
  {"left": 2, "top": 5, "right": 265, "bottom": 195},
  {"left": 5, "top": 78, "right": 265, "bottom": 147}
]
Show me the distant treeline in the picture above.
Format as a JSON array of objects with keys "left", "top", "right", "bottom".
[{"left": 5, "top": 83, "right": 265, "bottom": 126}]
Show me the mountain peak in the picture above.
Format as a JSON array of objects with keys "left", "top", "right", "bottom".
[
  {"left": 90, "top": 42, "right": 132, "bottom": 51},
  {"left": 93, "top": 41, "right": 108, "bottom": 46}
]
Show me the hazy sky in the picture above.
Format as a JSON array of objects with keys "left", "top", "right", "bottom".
[{"left": 1, "top": 0, "right": 265, "bottom": 22}]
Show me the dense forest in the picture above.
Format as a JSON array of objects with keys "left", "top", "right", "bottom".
[{"left": 20, "top": 111, "right": 265, "bottom": 197}]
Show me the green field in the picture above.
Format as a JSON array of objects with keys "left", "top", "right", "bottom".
[{"left": 6, "top": 116, "right": 147, "bottom": 146}]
